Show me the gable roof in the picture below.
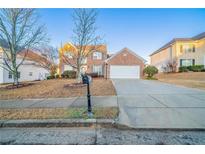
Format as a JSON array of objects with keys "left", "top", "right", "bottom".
[
  {"left": 150, "top": 32, "right": 205, "bottom": 56},
  {"left": 18, "top": 49, "right": 52, "bottom": 66},
  {"left": 59, "top": 42, "right": 107, "bottom": 55},
  {"left": 105, "top": 47, "right": 146, "bottom": 63}
]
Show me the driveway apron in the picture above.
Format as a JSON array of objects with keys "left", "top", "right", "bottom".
[{"left": 112, "top": 79, "right": 205, "bottom": 129}]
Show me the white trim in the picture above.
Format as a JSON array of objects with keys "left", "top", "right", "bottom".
[{"left": 105, "top": 47, "right": 146, "bottom": 63}]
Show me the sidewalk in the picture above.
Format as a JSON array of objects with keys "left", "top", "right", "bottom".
[{"left": 0, "top": 96, "right": 118, "bottom": 109}]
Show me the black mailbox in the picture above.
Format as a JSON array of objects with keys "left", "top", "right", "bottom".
[
  {"left": 81, "top": 74, "right": 93, "bottom": 117},
  {"left": 82, "top": 74, "right": 92, "bottom": 84},
  {"left": 82, "top": 74, "right": 89, "bottom": 84}
]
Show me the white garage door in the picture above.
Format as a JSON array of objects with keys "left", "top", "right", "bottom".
[{"left": 110, "top": 65, "right": 140, "bottom": 79}]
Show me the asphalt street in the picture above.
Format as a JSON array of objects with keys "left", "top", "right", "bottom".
[{"left": 0, "top": 127, "right": 205, "bottom": 145}]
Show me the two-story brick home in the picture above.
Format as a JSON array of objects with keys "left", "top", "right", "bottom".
[
  {"left": 59, "top": 43, "right": 107, "bottom": 77},
  {"left": 59, "top": 43, "right": 146, "bottom": 79},
  {"left": 150, "top": 32, "right": 205, "bottom": 72}
]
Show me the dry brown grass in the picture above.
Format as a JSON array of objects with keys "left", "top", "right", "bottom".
[
  {"left": 0, "top": 107, "right": 118, "bottom": 120},
  {"left": 0, "top": 78, "right": 116, "bottom": 100},
  {"left": 156, "top": 72, "right": 205, "bottom": 90}
]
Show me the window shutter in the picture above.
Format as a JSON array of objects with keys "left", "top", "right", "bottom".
[
  {"left": 192, "top": 59, "right": 195, "bottom": 66},
  {"left": 193, "top": 45, "right": 195, "bottom": 52},
  {"left": 180, "top": 59, "right": 182, "bottom": 67},
  {"left": 180, "top": 45, "right": 183, "bottom": 53}
]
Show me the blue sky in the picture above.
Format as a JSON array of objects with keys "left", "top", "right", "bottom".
[{"left": 38, "top": 8, "right": 205, "bottom": 60}]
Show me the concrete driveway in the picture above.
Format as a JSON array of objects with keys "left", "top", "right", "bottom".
[{"left": 112, "top": 79, "right": 205, "bottom": 129}]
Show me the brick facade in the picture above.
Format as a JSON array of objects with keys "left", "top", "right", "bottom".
[
  {"left": 105, "top": 48, "right": 145, "bottom": 78},
  {"left": 59, "top": 44, "right": 146, "bottom": 78},
  {"left": 86, "top": 47, "right": 107, "bottom": 75}
]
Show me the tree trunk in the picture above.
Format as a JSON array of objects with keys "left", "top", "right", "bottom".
[
  {"left": 76, "top": 58, "right": 82, "bottom": 83},
  {"left": 13, "top": 68, "right": 19, "bottom": 87}
]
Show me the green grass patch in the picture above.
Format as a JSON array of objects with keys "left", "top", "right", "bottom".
[
  {"left": 145, "top": 76, "right": 158, "bottom": 80},
  {"left": 0, "top": 107, "right": 119, "bottom": 120}
]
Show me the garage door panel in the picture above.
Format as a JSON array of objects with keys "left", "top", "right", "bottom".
[{"left": 110, "top": 65, "right": 140, "bottom": 79}]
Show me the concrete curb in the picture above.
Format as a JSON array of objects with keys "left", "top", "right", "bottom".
[
  {"left": 0, "top": 119, "right": 205, "bottom": 130},
  {"left": 0, "top": 119, "right": 116, "bottom": 128}
]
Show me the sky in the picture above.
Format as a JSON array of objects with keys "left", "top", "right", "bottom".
[{"left": 37, "top": 8, "right": 205, "bottom": 61}]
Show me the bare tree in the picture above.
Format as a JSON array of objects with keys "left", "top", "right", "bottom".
[
  {"left": 37, "top": 45, "right": 58, "bottom": 72},
  {"left": 0, "top": 9, "right": 47, "bottom": 86},
  {"left": 70, "top": 8, "right": 101, "bottom": 81},
  {"left": 162, "top": 58, "right": 178, "bottom": 73}
]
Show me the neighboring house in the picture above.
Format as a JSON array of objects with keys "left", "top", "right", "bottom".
[
  {"left": 59, "top": 43, "right": 146, "bottom": 79},
  {"left": 150, "top": 32, "right": 205, "bottom": 72},
  {"left": 0, "top": 48, "right": 50, "bottom": 84}
]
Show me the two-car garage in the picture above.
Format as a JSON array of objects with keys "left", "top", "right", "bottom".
[
  {"left": 110, "top": 65, "right": 140, "bottom": 79},
  {"left": 105, "top": 48, "right": 146, "bottom": 79}
]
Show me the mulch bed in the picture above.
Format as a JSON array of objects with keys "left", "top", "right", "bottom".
[
  {"left": 0, "top": 83, "right": 35, "bottom": 90},
  {"left": 64, "top": 83, "right": 87, "bottom": 89}
]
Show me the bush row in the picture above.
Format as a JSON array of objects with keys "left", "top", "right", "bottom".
[
  {"left": 46, "top": 71, "right": 103, "bottom": 80},
  {"left": 61, "top": 70, "right": 76, "bottom": 79},
  {"left": 86, "top": 73, "right": 103, "bottom": 78},
  {"left": 179, "top": 65, "right": 205, "bottom": 72},
  {"left": 47, "top": 75, "right": 59, "bottom": 80},
  {"left": 47, "top": 70, "right": 76, "bottom": 80}
]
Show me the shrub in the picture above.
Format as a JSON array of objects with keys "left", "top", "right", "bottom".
[
  {"left": 47, "top": 75, "right": 55, "bottom": 80},
  {"left": 55, "top": 74, "right": 59, "bottom": 79},
  {"left": 61, "top": 70, "right": 76, "bottom": 79},
  {"left": 143, "top": 66, "right": 158, "bottom": 78},
  {"left": 190, "top": 65, "right": 204, "bottom": 72},
  {"left": 179, "top": 66, "right": 189, "bottom": 72},
  {"left": 86, "top": 72, "right": 98, "bottom": 78},
  {"left": 179, "top": 65, "right": 204, "bottom": 72}
]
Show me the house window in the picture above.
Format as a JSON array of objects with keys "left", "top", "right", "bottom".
[
  {"left": 93, "top": 65, "right": 103, "bottom": 75},
  {"left": 64, "top": 52, "right": 73, "bottom": 58},
  {"left": 93, "top": 51, "right": 102, "bottom": 60},
  {"left": 64, "top": 65, "right": 73, "bottom": 71},
  {"left": 180, "top": 59, "right": 195, "bottom": 67},
  {"left": 182, "top": 44, "right": 195, "bottom": 53},
  {"left": 8, "top": 71, "right": 12, "bottom": 79},
  {"left": 29, "top": 72, "right": 33, "bottom": 76}
]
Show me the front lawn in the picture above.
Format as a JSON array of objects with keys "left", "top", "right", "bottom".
[
  {"left": 156, "top": 72, "right": 205, "bottom": 90},
  {"left": 0, "top": 107, "right": 118, "bottom": 120},
  {"left": 0, "top": 78, "right": 116, "bottom": 100}
]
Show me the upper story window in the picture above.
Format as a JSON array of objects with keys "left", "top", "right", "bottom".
[
  {"left": 93, "top": 51, "right": 102, "bottom": 60},
  {"left": 64, "top": 52, "right": 73, "bottom": 59},
  {"left": 180, "top": 44, "right": 195, "bottom": 54}
]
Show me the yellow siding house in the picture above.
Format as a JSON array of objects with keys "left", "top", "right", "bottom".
[{"left": 150, "top": 32, "right": 205, "bottom": 72}]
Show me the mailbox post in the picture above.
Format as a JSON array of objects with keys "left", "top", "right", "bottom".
[{"left": 81, "top": 74, "right": 93, "bottom": 117}]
